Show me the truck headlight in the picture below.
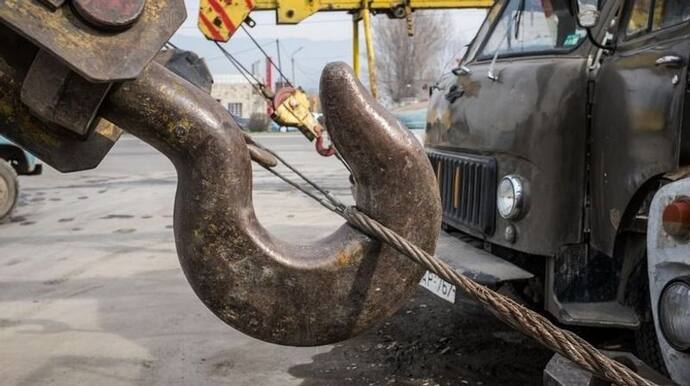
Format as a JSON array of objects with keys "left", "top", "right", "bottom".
[
  {"left": 497, "top": 175, "right": 524, "bottom": 219},
  {"left": 659, "top": 277, "right": 690, "bottom": 351}
]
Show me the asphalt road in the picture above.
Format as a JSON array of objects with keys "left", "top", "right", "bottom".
[{"left": 0, "top": 135, "right": 550, "bottom": 385}]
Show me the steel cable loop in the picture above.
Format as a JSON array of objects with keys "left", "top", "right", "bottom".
[
  {"left": 340, "top": 207, "right": 658, "bottom": 386},
  {"left": 252, "top": 136, "right": 656, "bottom": 385}
]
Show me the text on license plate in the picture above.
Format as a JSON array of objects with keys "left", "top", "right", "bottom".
[{"left": 419, "top": 271, "right": 456, "bottom": 303}]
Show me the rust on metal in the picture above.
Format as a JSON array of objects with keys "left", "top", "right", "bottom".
[
  {"left": 246, "top": 144, "right": 278, "bottom": 168},
  {"left": 21, "top": 50, "right": 112, "bottom": 137},
  {"left": 97, "top": 61, "right": 441, "bottom": 346},
  {"left": 73, "top": 0, "right": 146, "bottom": 30},
  {"left": 0, "top": 0, "right": 185, "bottom": 82},
  {"left": 37, "top": 0, "right": 67, "bottom": 11},
  {"left": 0, "top": 25, "right": 122, "bottom": 172}
]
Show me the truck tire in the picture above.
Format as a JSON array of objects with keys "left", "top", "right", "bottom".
[
  {"left": 0, "top": 159, "right": 18, "bottom": 222},
  {"left": 633, "top": 270, "right": 669, "bottom": 377}
]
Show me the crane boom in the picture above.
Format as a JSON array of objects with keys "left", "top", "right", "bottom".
[
  {"left": 198, "top": 0, "right": 494, "bottom": 97},
  {"left": 250, "top": 0, "right": 493, "bottom": 23}
]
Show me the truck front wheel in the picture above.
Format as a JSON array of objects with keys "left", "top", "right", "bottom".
[{"left": 0, "top": 159, "right": 18, "bottom": 222}]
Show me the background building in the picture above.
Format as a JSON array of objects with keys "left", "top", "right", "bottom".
[{"left": 211, "top": 74, "right": 266, "bottom": 119}]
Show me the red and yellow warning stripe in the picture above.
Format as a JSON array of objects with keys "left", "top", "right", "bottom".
[{"left": 198, "top": 0, "right": 255, "bottom": 42}]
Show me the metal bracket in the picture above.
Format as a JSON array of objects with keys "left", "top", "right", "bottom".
[
  {"left": 270, "top": 87, "right": 323, "bottom": 141},
  {"left": 21, "top": 50, "right": 112, "bottom": 137},
  {"left": 0, "top": 0, "right": 185, "bottom": 82},
  {"left": 36, "top": 0, "right": 67, "bottom": 11}
]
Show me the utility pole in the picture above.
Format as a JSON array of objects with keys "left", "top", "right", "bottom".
[
  {"left": 290, "top": 46, "right": 304, "bottom": 85},
  {"left": 266, "top": 57, "right": 273, "bottom": 113},
  {"left": 360, "top": 2, "right": 377, "bottom": 99},
  {"left": 275, "top": 39, "right": 283, "bottom": 85}
]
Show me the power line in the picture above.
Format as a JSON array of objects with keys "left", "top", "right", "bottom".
[
  {"left": 173, "top": 41, "right": 276, "bottom": 63},
  {"left": 214, "top": 42, "right": 266, "bottom": 96},
  {"left": 240, "top": 24, "right": 293, "bottom": 87},
  {"left": 296, "top": 62, "right": 322, "bottom": 74}
]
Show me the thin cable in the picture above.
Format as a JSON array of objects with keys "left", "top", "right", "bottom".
[
  {"left": 339, "top": 208, "right": 656, "bottom": 386},
  {"left": 206, "top": 41, "right": 277, "bottom": 61},
  {"left": 165, "top": 41, "right": 181, "bottom": 50},
  {"left": 252, "top": 140, "right": 344, "bottom": 209},
  {"left": 248, "top": 138, "right": 656, "bottom": 386},
  {"left": 255, "top": 149, "right": 656, "bottom": 386},
  {"left": 262, "top": 165, "right": 343, "bottom": 213},
  {"left": 214, "top": 42, "right": 262, "bottom": 85},
  {"left": 276, "top": 40, "right": 284, "bottom": 81},
  {"left": 214, "top": 42, "right": 268, "bottom": 98},
  {"left": 334, "top": 150, "right": 354, "bottom": 176},
  {"left": 215, "top": 43, "right": 316, "bottom": 133},
  {"left": 240, "top": 24, "right": 293, "bottom": 87},
  {"left": 218, "top": 49, "right": 257, "bottom": 85}
]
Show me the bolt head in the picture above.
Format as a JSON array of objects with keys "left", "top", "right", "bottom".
[{"left": 73, "top": 0, "right": 146, "bottom": 31}]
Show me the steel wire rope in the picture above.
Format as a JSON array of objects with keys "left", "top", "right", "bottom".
[{"left": 248, "top": 136, "right": 659, "bottom": 386}]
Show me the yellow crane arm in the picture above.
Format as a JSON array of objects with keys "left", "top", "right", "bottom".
[
  {"left": 198, "top": 0, "right": 493, "bottom": 101},
  {"left": 252, "top": 0, "right": 493, "bottom": 23},
  {"left": 198, "top": 0, "right": 492, "bottom": 41}
]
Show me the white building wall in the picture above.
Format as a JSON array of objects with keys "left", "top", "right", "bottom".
[{"left": 211, "top": 74, "right": 266, "bottom": 119}]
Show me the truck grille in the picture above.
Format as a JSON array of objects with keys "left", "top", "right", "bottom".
[{"left": 427, "top": 150, "right": 497, "bottom": 235}]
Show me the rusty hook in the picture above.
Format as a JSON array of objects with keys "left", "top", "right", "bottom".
[{"left": 99, "top": 61, "right": 441, "bottom": 346}]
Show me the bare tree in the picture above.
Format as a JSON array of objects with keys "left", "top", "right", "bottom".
[{"left": 374, "top": 11, "right": 462, "bottom": 104}]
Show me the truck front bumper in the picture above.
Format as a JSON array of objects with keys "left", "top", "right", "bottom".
[{"left": 419, "top": 230, "right": 533, "bottom": 303}]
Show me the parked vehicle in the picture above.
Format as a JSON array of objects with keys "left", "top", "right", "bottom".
[
  {"left": 0, "top": 136, "right": 42, "bottom": 221},
  {"left": 392, "top": 102, "right": 427, "bottom": 131},
  {"left": 391, "top": 102, "right": 428, "bottom": 144},
  {"left": 425, "top": 0, "right": 690, "bottom": 383},
  {"left": 230, "top": 113, "right": 250, "bottom": 129}
]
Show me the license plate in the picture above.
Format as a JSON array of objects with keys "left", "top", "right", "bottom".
[{"left": 419, "top": 271, "right": 456, "bottom": 303}]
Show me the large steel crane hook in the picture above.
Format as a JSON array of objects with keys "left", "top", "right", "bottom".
[{"left": 99, "top": 61, "right": 441, "bottom": 346}]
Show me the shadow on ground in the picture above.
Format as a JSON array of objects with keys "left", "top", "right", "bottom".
[{"left": 289, "top": 289, "right": 552, "bottom": 386}]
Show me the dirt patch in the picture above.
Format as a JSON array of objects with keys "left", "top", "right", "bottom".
[{"left": 289, "top": 289, "right": 551, "bottom": 386}]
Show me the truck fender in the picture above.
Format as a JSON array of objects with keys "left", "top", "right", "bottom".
[{"left": 647, "top": 177, "right": 690, "bottom": 385}]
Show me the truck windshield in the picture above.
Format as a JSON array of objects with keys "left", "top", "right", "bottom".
[
  {"left": 478, "top": 0, "right": 585, "bottom": 60},
  {"left": 464, "top": 2, "right": 504, "bottom": 62}
]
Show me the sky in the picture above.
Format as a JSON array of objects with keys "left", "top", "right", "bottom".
[
  {"left": 178, "top": 0, "right": 360, "bottom": 41},
  {"left": 171, "top": 0, "right": 488, "bottom": 91}
]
